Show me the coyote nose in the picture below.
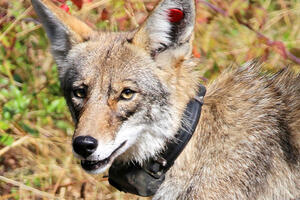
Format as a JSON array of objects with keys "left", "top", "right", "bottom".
[{"left": 73, "top": 136, "right": 98, "bottom": 158}]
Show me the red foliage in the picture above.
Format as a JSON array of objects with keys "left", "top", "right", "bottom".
[
  {"left": 100, "top": 8, "right": 109, "bottom": 21},
  {"left": 193, "top": 46, "right": 201, "bottom": 58},
  {"left": 60, "top": 4, "right": 70, "bottom": 14},
  {"left": 71, "top": 0, "right": 83, "bottom": 9},
  {"left": 71, "top": 0, "right": 92, "bottom": 9}
]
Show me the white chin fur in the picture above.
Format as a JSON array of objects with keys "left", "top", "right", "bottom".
[
  {"left": 79, "top": 124, "right": 144, "bottom": 174},
  {"left": 84, "top": 162, "right": 111, "bottom": 175}
]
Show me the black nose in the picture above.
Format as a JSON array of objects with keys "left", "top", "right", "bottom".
[{"left": 73, "top": 136, "right": 98, "bottom": 158}]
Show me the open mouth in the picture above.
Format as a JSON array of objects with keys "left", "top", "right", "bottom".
[{"left": 81, "top": 141, "right": 126, "bottom": 172}]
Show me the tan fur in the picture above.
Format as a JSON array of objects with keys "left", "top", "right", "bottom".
[
  {"left": 155, "top": 63, "right": 300, "bottom": 199},
  {"left": 37, "top": 0, "right": 94, "bottom": 43},
  {"left": 32, "top": 0, "right": 300, "bottom": 199}
]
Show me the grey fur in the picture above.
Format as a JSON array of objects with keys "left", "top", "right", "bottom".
[
  {"left": 31, "top": 0, "right": 71, "bottom": 65},
  {"left": 32, "top": 0, "right": 300, "bottom": 199}
]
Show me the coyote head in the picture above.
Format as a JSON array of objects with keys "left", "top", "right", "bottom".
[{"left": 32, "top": 0, "right": 200, "bottom": 174}]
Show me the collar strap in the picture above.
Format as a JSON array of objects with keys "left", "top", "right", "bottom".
[
  {"left": 109, "top": 85, "right": 206, "bottom": 197},
  {"left": 143, "top": 85, "right": 206, "bottom": 178}
]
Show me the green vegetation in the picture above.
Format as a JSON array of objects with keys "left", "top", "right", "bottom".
[{"left": 0, "top": 0, "right": 299, "bottom": 199}]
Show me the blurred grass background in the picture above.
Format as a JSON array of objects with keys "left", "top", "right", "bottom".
[{"left": 0, "top": 0, "right": 299, "bottom": 199}]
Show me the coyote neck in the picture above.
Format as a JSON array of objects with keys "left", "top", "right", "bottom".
[{"left": 154, "top": 65, "right": 300, "bottom": 200}]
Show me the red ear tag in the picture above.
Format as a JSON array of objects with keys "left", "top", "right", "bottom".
[{"left": 168, "top": 8, "right": 184, "bottom": 23}]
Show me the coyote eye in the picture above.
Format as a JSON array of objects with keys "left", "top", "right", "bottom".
[
  {"left": 120, "top": 89, "right": 135, "bottom": 100},
  {"left": 73, "top": 87, "right": 87, "bottom": 99}
]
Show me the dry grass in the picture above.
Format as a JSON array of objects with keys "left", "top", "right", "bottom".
[{"left": 0, "top": 0, "right": 299, "bottom": 199}]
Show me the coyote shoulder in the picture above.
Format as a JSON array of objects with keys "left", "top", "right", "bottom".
[
  {"left": 156, "top": 63, "right": 300, "bottom": 199},
  {"left": 32, "top": 0, "right": 300, "bottom": 199}
]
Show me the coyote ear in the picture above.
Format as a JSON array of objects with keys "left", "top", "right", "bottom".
[
  {"left": 31, "top": 0, "right": 95, "bottom": 63},
  {"left": 132, "top": 0, "right": 195, "bottom": 59}
]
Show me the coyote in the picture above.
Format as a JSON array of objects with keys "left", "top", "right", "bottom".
[{"left": 32, "top": 0, "right": 300, "bottom": 199}]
